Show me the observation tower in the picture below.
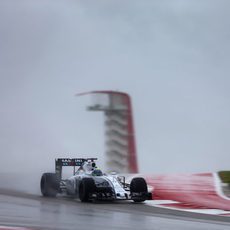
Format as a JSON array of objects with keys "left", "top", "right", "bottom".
[{"left": 77, "top": 91, "right": 138, "bottom": 173}]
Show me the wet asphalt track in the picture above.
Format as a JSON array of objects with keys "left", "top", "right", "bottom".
[{"left": 0, "top": 189, "right": 230, "bottom": 230}]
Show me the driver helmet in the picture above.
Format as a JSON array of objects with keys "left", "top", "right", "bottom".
[{"left": 91, "top": 169, "right": 103, "bottom": 176}]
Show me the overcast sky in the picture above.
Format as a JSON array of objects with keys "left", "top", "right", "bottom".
[{"left": 0, "top": 0, "right": 230, "bottom": 174}]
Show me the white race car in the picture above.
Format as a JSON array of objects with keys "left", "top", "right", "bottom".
[{"left": 40, "top": 158, "right": 152, "bottom": 202}]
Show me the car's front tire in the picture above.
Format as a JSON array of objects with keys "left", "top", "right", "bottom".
[
  {"left": 40, "top": 173, "right": 60, "bottom": 197},
  {"left": 130, "top": 177, "right": 148, "bottom": 203},
  {"left": 79, "top": 178, "right": 96, "bottom": 202}
]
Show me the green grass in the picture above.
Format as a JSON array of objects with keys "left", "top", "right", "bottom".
[{"left": 218, "top": 171, "right": 230, "bottom": 184}]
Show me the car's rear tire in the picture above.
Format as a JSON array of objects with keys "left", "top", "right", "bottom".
[
  {"left": 40, "top": 173, "right": 60, "bottom": 197},
  {"left": 79, "top": 178, "right": 96, "bottom": 202},
  {"left": 130, "top": 177, "right": 148, "bottom": 203}
]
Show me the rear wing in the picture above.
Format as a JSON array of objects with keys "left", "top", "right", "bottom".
[{"left": 55, "top": 158, "right": 97, "bottom": 179}]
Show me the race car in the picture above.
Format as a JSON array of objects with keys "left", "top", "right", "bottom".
[{"left": 40, "top": 158, "right": 152, "bottom": 202}]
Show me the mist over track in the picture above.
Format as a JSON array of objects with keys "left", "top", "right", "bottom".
[{"left": 0, "top": 188, "right": 229, "bottom": 230}]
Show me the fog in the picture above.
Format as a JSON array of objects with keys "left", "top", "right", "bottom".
[{"left": 1, "top": 0, "right": 230, "bottom": 180}]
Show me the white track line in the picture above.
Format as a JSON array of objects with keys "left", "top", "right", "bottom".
[
  {"left": 213, "top": 172, "right": 230, "bottom": 201},
  {"left": 145, "top": 200, "right": 230, "bottom": 216},
  {"left": 145, "top": 200, "right": 180, "bottom": 205},
  {"left": 182, "top": 209, "right": 230, "bottom": 215},
  {"left": 0, "top": 227, "right": 31, "bottom": 230}
]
